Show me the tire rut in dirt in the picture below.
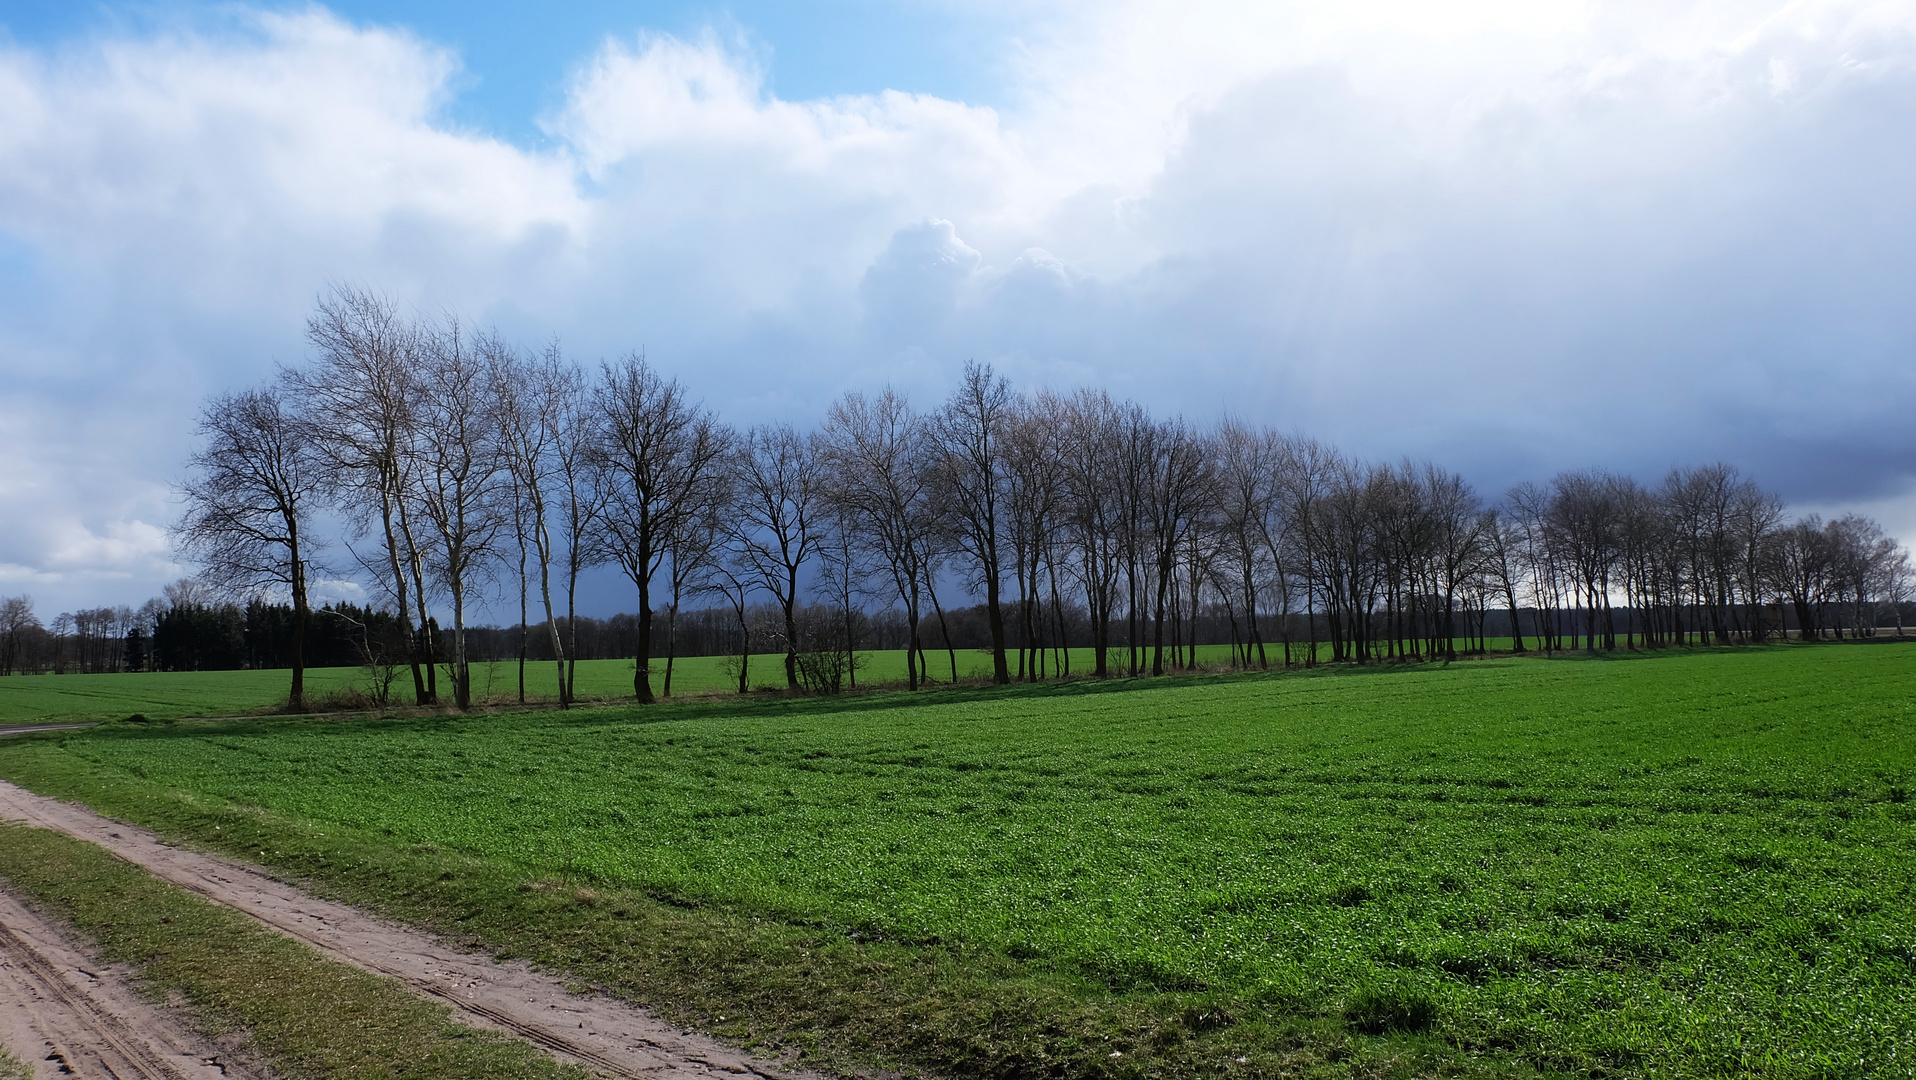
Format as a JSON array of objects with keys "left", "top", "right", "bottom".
[
  {"left": 0, "top": 888, "right": 250, "bottom": 1080},
  {"left": 0, "top": 781, "right": 819, "bottom": 1080}
]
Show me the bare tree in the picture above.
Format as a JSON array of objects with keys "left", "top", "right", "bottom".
[
  {"left": 1879, "top": 545, "right": 1912, "bottom": 635},
  {"left": 594, "top": 353, "right": 730, "bottom": 703},
  {"left": 501, "top": 430, "right": 534, "bottom": 703},
  {"left": 1143, "top": 417, "right": 1214, "bottom": 675},
  {"left": 0, "top": 596, "right": 39, "bottom": 676},
  {"left": 1827, "top": 514, "right": 1896, "bottom": 638},
  {"left": 1111, "top": 402, "right": 1158, "bottom": 675},
  {"left": 662, "top": 496, "right": 730, "bottom": 697},
  {"left": 1215, "top": 420, "right": 1279, "bottom": 668},
  {"left": 414, "top": 320, "right": 508, "bottom": 708},
  {"left": 174, "top": 387, "right": 321, "bottom": 707},
  {"left": 1547, "top": 471, "right": 1623, "bottom": 651},
  {"left": 1731, "top": 479, "right": 1786, "bottom": 640},
  {"left": 553, "top": 360, "right": 606, "bottom": 706},
  {"left": 1505, "top": 481, "right": 1564, "bottom": 651},
  {"left": 813, "top": 507, "right": 872, "bottom": 690},
  {"left": 1057, "top": 389, "right": 1128, "bottom": 677},
  {"left": 1003, "top": 397, "right": 1069, "bottom": 681},
  {"left": 729, "top": 423, "right": 826, "bottom": 690},
  {"left": 1773, "top": 515, "right": 1832, "bottom": 640},
  {"left": 288, "top": 285, "right": 438, "bottom": 704},
  {"left": 493, "top": 343, "right": 583, "bottom": 703},
  {"left": 819, "top": 389, "right": 936, "bottom": 690},
  {"left": 124, "top": 601, "right": 161, "bottom": 673},
  {"left": 1423, "top": 464, "right": 1483, "bottom": 661},
  {"left": 1266, "top": 436, "right": 1331, "bottom": 666},
  {"left": 694, "top": 550, "right": 759, "bottom": 695},
  {"left": 1480, "top": 508, "right": 1527, "bottom": 653},
  {"left": 927, "top": 362, "right": 1015, "bottom": 684},
  {"left": 1662, "top": 464, "right": 1739, "bottom": 643}
]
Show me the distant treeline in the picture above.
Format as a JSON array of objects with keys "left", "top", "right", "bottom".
[
  {"left": 3, "top": 589, "right": 1905, "bottom": 680},
  {"left": 0, "top": 595, "right": 411, "bottom": 676}
]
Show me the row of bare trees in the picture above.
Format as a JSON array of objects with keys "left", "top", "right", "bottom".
[
  {"left": 0, "top": 596, "right": 153, "bottom": 675},
  {"left": 172, "top": 287, "right": 1911, "bottom": 708},
  {"left": 0, "top": 582, "right": 210, "bottom": 675}
]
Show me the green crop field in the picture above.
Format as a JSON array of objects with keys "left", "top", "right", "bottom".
[
  {"left": 0, "top": 644, "right": 1911, "bottom": 1078},
  {"left": 0, "top": 655, "right": 819, "bottom": 723},
  {"left": 0, "top": 666, "right": 366, "bottom": 724},
  {"left": 0, "top": 645, "right": 1260, "bottom": 723}
]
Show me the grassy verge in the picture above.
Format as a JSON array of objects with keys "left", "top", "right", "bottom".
[
  {"left": 0, "top": 822, "right": 589, "bottom": 1080},
  {"left": 0, "top": 790, "right": 1472, "bottom": 1080}
]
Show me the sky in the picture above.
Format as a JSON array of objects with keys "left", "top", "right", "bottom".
[{"left": 2, "top": 0, "right": 1915, "bottom": 618}]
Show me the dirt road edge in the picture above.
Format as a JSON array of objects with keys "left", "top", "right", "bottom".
[{"left": 0, "top": 780, "right": 821, "bottom": 1080}]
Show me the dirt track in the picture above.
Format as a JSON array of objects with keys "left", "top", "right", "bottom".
[
  {"left": 0, "top": 886, "right": 254, "bottom": 1079},
  {"left": 0, "top": 782, "right": 819, "bottom": 1080}
]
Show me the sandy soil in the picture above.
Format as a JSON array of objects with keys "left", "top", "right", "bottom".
[
  {"left": 0, "top": 887, "right": 255, "bottom": 1079},
  {"left": 0, "top": 781, "right": 821, "bottom": 1080}
]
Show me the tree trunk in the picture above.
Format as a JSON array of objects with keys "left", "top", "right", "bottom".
[
  {"left": 381, "top": 493, "right": 426, "bottom": 705},
  {"left": 635, "top": 595, "right": 655, "bottom": 703},
  {"left": 289, "top": 539, "right": 308, "bottom": 710},
  {"left": 404, "top": 518, "right": 438, "bottom": 704},
  {"left": 517, "top": 535, "right": 528, "bottom": 705},
  {"left": 634, "top": 540, "right": 656, "bottom": 703},
  {"left": 451, "top": 573, "right": 470, "bottom": 709},
  {"left": 735, "top": 598, "right": 751, "bottom": 694},
  {"left": 664, "top": 601, "right": 678, "bottom": 697},
  {"left": 1047, "top": 558, "right": 1069, "bottom": 679},
  {"left": 783, "top": 589, "right": 800, "bottom": 691},
  {"left": 1151, "top": 560, "right": 1170, "bottom": 676},
  {"left": 1443, "top": 587, "right": 1456, "bottom": 662},
  {"left": 540, "top": 529, "right": 564, "bottom": 705},
  {"left": 905, "top": 592, "right": 921, "bottom": 691},
  {"left": 928, "top": 584, "right": 959, "bottom": 682},
  {"left": 845, "top": 603, "right": 858, "bottom": 690},
  {"left": 564, "top": 556, "right": 580, "bottom": 707},
  {"left": 986, "top": 560, "right": 1010, "bottom": 684}
]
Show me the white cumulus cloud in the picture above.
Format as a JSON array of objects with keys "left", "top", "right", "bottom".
[{"left": 3, "top": 0, "right": 1916, "bottom": 614}]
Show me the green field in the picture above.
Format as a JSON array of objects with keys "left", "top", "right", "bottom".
[
  {"left": 0, "top": 645, "right": 1261, "bottom": 723},
  {"left": 0, "top": 644, "right": 1910, "bottom": 1077}
]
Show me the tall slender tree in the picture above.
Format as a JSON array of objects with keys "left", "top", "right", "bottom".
[
  {"left": 493, "top": 342, "right": 580, "bottom": 702},
  {"left": 1057, "top": 389, "right": 1127, "bottom": 677},
  {"left": 415, "top": 320, "right": 507, "bottom": 709},
  {"left": 289, "top": 285, "right": 437, "bottom": 704},
  {"left": 729, "top": 423, "right": 827, "bottom": 690},
  {"left": 928, "top": 362, "right": 1015, "bottom": 684},
  {"left": 819, "top": 389, "right": 935, "bottom": 690},
  {"left": 594, "top": 353, "right": 730, "bottom": 703},
  {"left": 174, "top": 388, "right": 321, "bottom": 708}
]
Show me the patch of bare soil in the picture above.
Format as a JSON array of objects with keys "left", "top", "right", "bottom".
[
  {"left": 0, "top": 887, "right": 256, "bottom": 1079},
  {"left": 0, "top": 782, "right": 821, "bottom": 1080}
]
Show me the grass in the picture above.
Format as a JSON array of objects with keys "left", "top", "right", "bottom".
[
  {"left": 0, "top": 666, "right": 366, "bottom": 724},
  {"left": 0, "top": 644, "right": 1260, "bottom": 723},
  {"left": 0, "top": 644, "right": 1910, "bottom": 1077},
  {"left": 0, "top": 821, "right": 589, "bottom": 1079}
]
